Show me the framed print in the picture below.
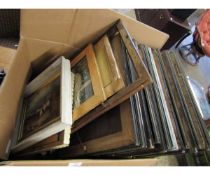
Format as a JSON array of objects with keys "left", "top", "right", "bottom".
[
  {"left": 71, "top": 44, "right": 106, "bottom": 122},
  {"left": 12, "top": 56, "right": 73, "bottom": 153},
  {"left": 94, "top": 35, "right": 125, "bottom": 98}
]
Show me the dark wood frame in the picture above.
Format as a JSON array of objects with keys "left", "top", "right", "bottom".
[
  {"left": 59, "top": 100, "right": 136, "bottom": 157},
  {"left": 16, "top": 127, "right": 71, "bottom": 156}
]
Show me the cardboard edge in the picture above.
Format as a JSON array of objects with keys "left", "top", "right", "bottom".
[
  {"left": 0, "top": 40, "right": 31, "bottom": 159},
  {"left": 2, "top": 158, "right": 158, "bottom": 166}
]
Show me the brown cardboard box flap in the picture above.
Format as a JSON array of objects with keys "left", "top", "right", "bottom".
[
  {"left": 0, "top": 42, "right": 30, "bottom": 159},
  {"left": 0, "top": 46, "right": 16, "bottom": 72},
  {"left": 21, "top": 9, "right": 169, "bottom": 49}
]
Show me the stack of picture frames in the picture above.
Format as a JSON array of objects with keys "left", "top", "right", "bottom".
[
  {"left": 11, "top": 20, "right": 210, "bottom": 164},
  {"left": 10, "top": 20, "right": 152, "bottom": 158},
  {"left": 62, "top": 48, "right": 209, "bottom": 163},
  {"left": 51, "top": 47, "right": 210, "bottom": 163},
  {"left": 51, "top": 42, "right": 183, "bottom": 159}
]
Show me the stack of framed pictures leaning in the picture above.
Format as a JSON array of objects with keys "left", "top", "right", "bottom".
[
  {"left": 12, "top": 20, "right": 152, "bottom": 157},
  {"left": 52, "top": 46, "right": 210, "bottom": 159},
  {"left": 12, "top": 20, "right": 210, "bottom": 161}
]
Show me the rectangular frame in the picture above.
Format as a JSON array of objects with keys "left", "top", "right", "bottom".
[
  {"left": 71, "top": 44, "right": 106, "bottom": 122},
  {"left": 12, "top": 57, "right": 72, "bottom": 153},
  {"left": 56, "top": 100, "right": 136, "bottom": 158}
]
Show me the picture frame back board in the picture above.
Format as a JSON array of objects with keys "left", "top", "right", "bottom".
[{"left": 54, "top": 99, "right": 136, "bottom": 158}]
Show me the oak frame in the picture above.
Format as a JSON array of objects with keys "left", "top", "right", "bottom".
[
  {"left": 71, "top": 44, "right": 106, "bottom": 122},
  {"left": 94, "top": 34, "right": 125, "bottom": 98}
]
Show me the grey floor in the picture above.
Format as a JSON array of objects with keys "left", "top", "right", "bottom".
[
  {"left": 117, "top": 9, "right": 210, "bottom": 93},
  {"left": 179, "top": 34, "right": 210, "bottom": 92}
]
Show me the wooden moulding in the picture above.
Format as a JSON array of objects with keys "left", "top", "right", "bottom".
[
  {"left": 152, "top": 49, "right": 189, "bottom": 150},
  {"left": 15, "top": 20, "right": 152, "bottom": 157},
  {"left": 116, "top": 21, "right": 150, "bottom": 82},
  {"left": 167, "top": 51, "right": 210, "bottom": 149},
  {"left": 155, "top": 50, "right": 193, "bottom": 150}
]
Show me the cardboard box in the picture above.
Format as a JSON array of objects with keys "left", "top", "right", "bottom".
[
  {"left": 1, "top": 159, "right": 158, "bottom": 166},
  {"left": 0, "top": 9, "right": 169, "bottom": 164},
  {"left": 0, "top": 46, "right": 16, "bottom": 72}
]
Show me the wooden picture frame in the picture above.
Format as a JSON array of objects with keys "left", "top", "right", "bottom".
[
  {"left": 71, "top": 44, "right": 106, "bottom": 122},
  {"left": 56, "top": 100, "right": 136, "bottom": 158},
  {"left": 94, "top": 35, "right": 125, "bottom": 98},
  {"left": 12, "top": 57, "right": 72, "bottom": 153}
]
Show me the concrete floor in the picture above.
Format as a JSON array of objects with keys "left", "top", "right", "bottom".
[{"left": 116, "top": 9, "right": 210, "bottom": 93}]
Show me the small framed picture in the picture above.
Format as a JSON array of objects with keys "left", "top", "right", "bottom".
[
  {"left": 71, "top": 44, "right": 106, "bottom": 121},
  {"left": 12, "top": 56, "right": 73, "bottom": 153}
]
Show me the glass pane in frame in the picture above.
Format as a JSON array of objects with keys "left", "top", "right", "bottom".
[
  {"left": 72, "top": 57, "right": 94, "bottom": 109},
  {"left": 22, "top": 76, "right": 61, "bottom": 139}
]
